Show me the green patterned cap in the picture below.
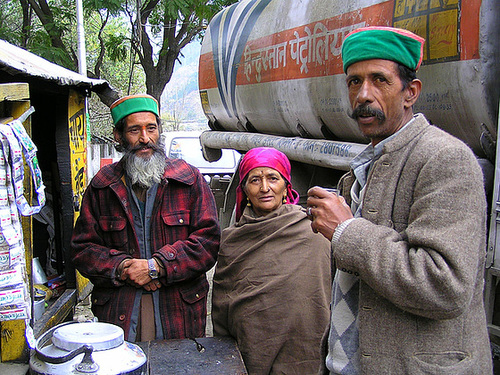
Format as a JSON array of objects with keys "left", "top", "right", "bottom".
[
  {"left": 110, "top": 94, "right": 159, "bottom": 125},
  {"left": 342, "top": 26, "right": 425, "bottom": 73}
]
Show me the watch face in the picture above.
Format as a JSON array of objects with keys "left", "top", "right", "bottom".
[
  {"left": 149, "top": 269, "right": 158, "bottom": 278},
  {"left": 148, "top": 259, "right": 159, "bottom": 279}
]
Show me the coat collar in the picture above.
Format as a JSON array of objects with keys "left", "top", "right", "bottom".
[
  {"left": 339, "top": 113, "right": 430, "bottom": 207},
  {"left": 382, "top": 113, "right": 430, "bottom": 154},
  {"left": 92, "top": 157, "right": 196, "bottom": 189}
]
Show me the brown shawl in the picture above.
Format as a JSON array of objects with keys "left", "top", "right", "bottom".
[{"left": 212, "top": 204, "right": 332, "bottom": 375}]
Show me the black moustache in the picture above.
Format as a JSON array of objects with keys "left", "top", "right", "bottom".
[{"left": 350, "top": 105, "right": 385, "bottom": 122}]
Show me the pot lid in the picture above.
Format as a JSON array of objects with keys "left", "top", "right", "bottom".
[{"left": 52, "top": 322, "right": 124, "bottom": 352}]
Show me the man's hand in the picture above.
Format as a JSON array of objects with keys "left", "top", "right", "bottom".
[
  {"left": 143, "top": 280, "right": 162, "bottom": 292},
  {"left": 119, "top": 259, "right": 161, "bottom": 290},
  {"left": 307, "top": 186, "right": 353, "bottom": 241}
]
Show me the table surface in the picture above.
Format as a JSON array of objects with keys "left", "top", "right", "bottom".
[{"left": 138, "top": 336, "right": 247, "bottom": 374}]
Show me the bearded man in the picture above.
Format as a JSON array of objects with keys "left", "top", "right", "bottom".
[{"left": 71, "top": 94, "right": 220, "bottom": 342}]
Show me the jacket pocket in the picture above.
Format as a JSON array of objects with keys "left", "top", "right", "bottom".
[
  {"left": 91, "top": 290, "right": 112, "bottom": 322},
  {"left": 91, "top": 289, "right": 129, "bottom": 334},
  {"left": 179, "top": 278, "right": 208, "bottom": 338},
  {"left": 92, "top": 291, "right": 111, "bottom": 306},
  {"left": 161, "top": 210, "right": 191, "bottom": 242},
  {"left": 410, "top": 351, "right": 473, "bottom": 375},
  {"left": 162, "top": 210, "right": 191, "bottom": 226},
  {"left": 99, "top": 216, "right": 128, "bottom": 248}
]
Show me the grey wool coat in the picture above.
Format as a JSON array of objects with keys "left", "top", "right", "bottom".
[{"left": 320, "top": 114, "right": 492, "bottom": 374}]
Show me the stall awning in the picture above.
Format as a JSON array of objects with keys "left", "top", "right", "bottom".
[{"left": 0, "top": 39, "right": 110, "bottom": 91}]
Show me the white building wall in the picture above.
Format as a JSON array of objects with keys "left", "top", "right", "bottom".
[{"left": 87, "top": 143, "right": 122, "bottom": 179}]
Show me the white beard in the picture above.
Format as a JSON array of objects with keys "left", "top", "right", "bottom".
[{"left": 124, "top": 148, "right": 167, "bottom": 189}]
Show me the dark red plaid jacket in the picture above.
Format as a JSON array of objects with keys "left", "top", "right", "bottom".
[{"left": 71, "top": 158, "right": 220, "bottom": 340}]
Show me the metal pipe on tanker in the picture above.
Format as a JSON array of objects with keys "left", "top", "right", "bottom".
[{"left": 200, "top": 131, "right": 367, "bottom": 171}]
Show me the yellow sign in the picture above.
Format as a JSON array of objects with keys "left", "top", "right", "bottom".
[
  {"left": 200, "top": 90, "right": 213, "bottom": 116},
  {"left": 68, "top": 90, "right": 87, "bottom": 219},
  {"left": 68, "top": 90, "right": 93, "bottom": 300},
  {"left": 428, "top": 9, "right": 458, "bottom": 60},
  {"left": 393, "top": 0, "right": 460, "bottom": 63}
]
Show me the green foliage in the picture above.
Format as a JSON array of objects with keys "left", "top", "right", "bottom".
[
  {"left": 83, "top": 0, "right": 123, "bottom": 15},
  {"left": 198, "top": 0, "right": 238, "bottom": 21},
  {"left": 105, "top": 33, "right": 129, "bottom": 62},
  {"left": 28, "top": 28, "right": 76, "bottom": 69},
  {"left": 2, "top": 0, "right": 237, "bottom": 136},
  {"left": 164, "top": 0, "right": 190, "bottom": 19},
  {"left": 0, "top": 2, "right": 23, "bottom": 45},
  {"left": 85, "top": 10, "right": 145, "bottom": 137},
  {"left": 50, "top": 2, "right": 76, "bottom": 32}
]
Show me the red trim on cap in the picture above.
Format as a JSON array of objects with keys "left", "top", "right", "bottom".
[{"left": 110, "top": 94, "right": 158, "bottom": 110}]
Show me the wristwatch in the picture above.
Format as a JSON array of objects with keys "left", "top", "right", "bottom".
[{"left": 148, "top": 258, "right": 159, "bottom": 279}]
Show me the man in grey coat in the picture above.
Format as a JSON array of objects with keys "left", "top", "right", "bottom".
[{"left": 307, "top": 26, "right": 492, "bottom": 374}]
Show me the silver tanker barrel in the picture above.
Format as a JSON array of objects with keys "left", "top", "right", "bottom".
[{"left": 199, "top": 0, "right": 500, "bottom": 158}]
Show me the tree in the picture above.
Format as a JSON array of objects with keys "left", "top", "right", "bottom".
[
  {"left": 4, "top": 0, "right": 236, "bottom": 104},
  {"left": 161, "top": 111, "right": 185, "bottom": 132},
  {"left": 124, "top": 0, "right": 237, "bottom": 103},
  {"left": 84, "top": 8, "right": 146, "bottom": 136},
  {"left": 24, "top": 0, "right": 79, "bottom": 69},
  {"left": 0, "top": 2, "right": 25, "bottom": 46},
  {"left": 1, "top": 0, "right": 237, "bottom": 135}
]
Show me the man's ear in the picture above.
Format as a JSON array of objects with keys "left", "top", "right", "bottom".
[
  {"left": 404, "top": 79, "right": 422, "bottom": 108},
  {"left": 113, "top": 128, "right": 121, "bottom": 143}
]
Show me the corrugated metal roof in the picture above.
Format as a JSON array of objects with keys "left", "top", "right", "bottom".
[{"left": 0, "top": 39, "right": 109, "bottom": 90}]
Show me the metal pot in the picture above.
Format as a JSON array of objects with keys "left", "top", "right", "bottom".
[{"left": 29, "top": 321, "right": 147, "bottom": 375}]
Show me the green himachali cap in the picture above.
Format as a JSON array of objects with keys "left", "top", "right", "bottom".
[
  {"left": 110, "top": 94, "right": 159, "bottom": 125},
  {"left": 341, "top": 26, "right": 425, "bottom": 73}
]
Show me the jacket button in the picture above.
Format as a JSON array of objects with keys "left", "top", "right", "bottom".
[
  {"left": 195, "top": 294, "right": 200, "bottom": 298},
  {"left": 179, "top": 219, "right": 184, "bottom": 224},
  {"left": 119, "top": 314, "right": 126, "bottom": 321},
  {"left": 168, "top": 252, "right": 175, "bottom": 259}
]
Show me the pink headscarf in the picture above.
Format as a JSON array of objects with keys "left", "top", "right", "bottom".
[{"left": 235, "top": 147, "right": 300, "bottom": 221}]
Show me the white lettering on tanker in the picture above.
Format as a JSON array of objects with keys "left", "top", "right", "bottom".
[
  {"left": 244, "top": 42, "right": 287, "bottom": 82},
  {"left": 414, "top": 91, "right": 453, "bottom": 112},
  {"left": 290, "top": 22, "right": 364, "bottom": 73},
  {"left": 244, "top": 21, "right": 365, "bottom": 81}
]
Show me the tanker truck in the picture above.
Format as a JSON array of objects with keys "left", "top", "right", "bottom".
[{"left": 198, "top": 0, "right": 500, "bottom": 348}]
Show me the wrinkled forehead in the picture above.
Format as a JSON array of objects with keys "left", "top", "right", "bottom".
[
  {"left": 345, "top": 58, "right": 399, "bottom": 77},
  {"left": 247, "top": 167, "right": 282, "bottom": 178},
  {"left": 124, "top": 111, "right": 159, "bottom": 126}
]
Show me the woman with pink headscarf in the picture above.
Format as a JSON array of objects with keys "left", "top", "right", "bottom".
[{"left": 212, "top": 147, "right": 332, "bottom": 374}]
